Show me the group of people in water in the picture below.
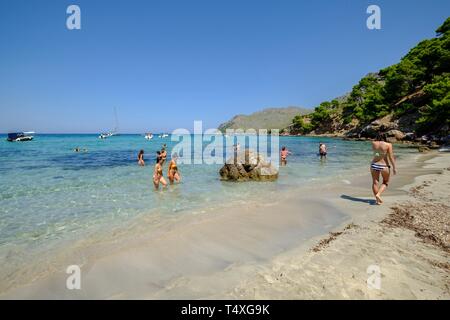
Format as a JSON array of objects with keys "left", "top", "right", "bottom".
[
  {"left": 280, "top": 142, "right": 327, "bottom": 166},
  {"left": 137, "top": 135, "right": 397, "bottom": 205},
  {"left": 138, "top": 144, "right": 181, "bottom": 189}
]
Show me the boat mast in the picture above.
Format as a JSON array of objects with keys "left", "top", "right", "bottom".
[{"left": 113, "top": 106, "right": 119, "bottom": 134}]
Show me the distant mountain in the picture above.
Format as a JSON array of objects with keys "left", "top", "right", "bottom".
[{"left": 218, "top": 107, "right": 310, "bottom": 132}]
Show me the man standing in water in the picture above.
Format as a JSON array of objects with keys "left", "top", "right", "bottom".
[{"left": 319, "top": 143, "right": 327, "bottom": 159}]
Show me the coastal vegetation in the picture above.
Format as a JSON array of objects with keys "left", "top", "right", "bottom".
[{"left": 289, "top": 17, "right": 450, "bottom": 140}]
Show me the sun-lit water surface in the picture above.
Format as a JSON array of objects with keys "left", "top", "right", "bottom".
[{"left": 0, "top": 134, "right": 417, "bottom": 277}]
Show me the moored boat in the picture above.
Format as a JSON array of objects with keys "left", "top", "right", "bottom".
[
  {"left": 145, "top": 133, "right": 153, "bottom": 140},
  {"left": 7, "top": 132, "right": 34, "bottom": 142}
]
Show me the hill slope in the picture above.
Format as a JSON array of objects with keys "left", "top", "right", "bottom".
[
  {"left": 287, "top": 17, "right": 450, "bottom": 143},
  {"left": 218, "top": 107, "right": 310, "bottom": 131}
]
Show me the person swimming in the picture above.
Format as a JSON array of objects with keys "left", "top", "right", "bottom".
[
  {"left": 280, "top": 146, "right": 292, "bottom": 166},
  {"left": 370, "top": 133, "right": 397, "bottom": 205},
  {"left": 319, "top": 143, "right": 327, "bottom": 158},
  {"left": 167, "top": 153, "right": 181, "bottom": 184},
  {"left": 138, "top": 149, "right": 145, "bottom": 166},
  {"left": 153, "top": 155, "right": 167, "bottom": 190},
  {"left": 73, "top": 147, "right": 88, "bottom": 153}
]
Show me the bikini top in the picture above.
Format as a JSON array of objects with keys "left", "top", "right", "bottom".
[{"left": 373, "top": 150, "right": 387, "bottom": 157}]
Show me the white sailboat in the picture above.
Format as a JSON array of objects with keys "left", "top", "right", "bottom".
[{"left": 99, "top": 107, "right": 119, "bottom": 139}]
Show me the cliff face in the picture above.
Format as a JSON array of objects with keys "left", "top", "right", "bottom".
[{"left": 218, "top": 106, "right": 310, "bottom": 132}]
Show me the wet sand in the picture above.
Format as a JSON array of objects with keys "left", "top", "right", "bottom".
[{"left": 1, "top": 151, "right": 449, "bottom": 299}]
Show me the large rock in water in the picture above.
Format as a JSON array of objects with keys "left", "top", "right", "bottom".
[{"left": 219, "top": 149, "right": 278, "bottom": 181}]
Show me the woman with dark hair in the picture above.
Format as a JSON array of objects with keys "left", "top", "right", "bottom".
[
  {"left": 370, "top": 132, "right": 397, "bottom": 205},
  {"left": 138, "top": 149, "right": 145, "bottom": 166},
  {"left": 160, "top": 148, "right": 167, "bottom": 166},
  {"left": 153, "top": 155, "right": 167, "bottom": 190}
]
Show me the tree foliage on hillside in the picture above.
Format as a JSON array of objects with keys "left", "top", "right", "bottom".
[
  {"left": 292, "top": 17, "right": 450, "bottom": 136},
  {"left": 291, "top": 115, "right": 314, "bottom": 134}
]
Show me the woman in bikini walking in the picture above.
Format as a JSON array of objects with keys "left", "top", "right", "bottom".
[{"left": 370, "top": 133, "right": 397, "bottom": 205}]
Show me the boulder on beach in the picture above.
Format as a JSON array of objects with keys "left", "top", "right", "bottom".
[{"left": 219, "top": 149, "right": 278, "bottom": 181}]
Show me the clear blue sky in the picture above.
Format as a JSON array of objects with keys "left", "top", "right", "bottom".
[{"left": 0, "top": 0, "right": 449, "bottom": 133}]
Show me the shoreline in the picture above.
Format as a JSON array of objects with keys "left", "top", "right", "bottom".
[
  {"left": 1, "top": 151, "right": 448, "bottom": 299},
  {"left": 283, "top": 133, "right": 446, "bottom": 149},
  {"left": 225, "top": 152, "right": 450, "bottom": 299}
]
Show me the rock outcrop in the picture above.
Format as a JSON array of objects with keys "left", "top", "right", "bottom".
[
  {"left": 219, "top": 149, "right": 278, "bottom": 181},
  {"left": 359, "top": 115, "right": 398, "bottom": 138},
  {"left": 386, "top": 129, "right": 406, "bottom": 142}
]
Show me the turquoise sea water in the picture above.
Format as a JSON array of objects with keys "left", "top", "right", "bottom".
[{"left": 0, "top": 134, "right": 416, "bottom": 285}]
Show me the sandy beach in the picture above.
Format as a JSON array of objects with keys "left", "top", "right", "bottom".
[
  {"left": 224, "top": 152, "right": 450, "bottom": 300},
  {"left": 1, "top": 149, "right": 448, "bottom": 299}
]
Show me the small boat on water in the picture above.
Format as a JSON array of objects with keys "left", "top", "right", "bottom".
[
  {"left": 144, "top": 133, "right": 153, "bottom": 140},
  {"left": 7, "top": 132, "right": 34, "bottom": 142},
  {"left": 99, "top": 132, "right": 114, "bottom": 139},
  {"left": 158, "top": 133, "right": 169, "bottom": 138},
  {"left": 99, "top": 107, "right": 120, "bottom": 139}
]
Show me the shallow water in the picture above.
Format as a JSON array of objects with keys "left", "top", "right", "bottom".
[{"left": 0, "top": 134, "right": 417, "bottom": 289}]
